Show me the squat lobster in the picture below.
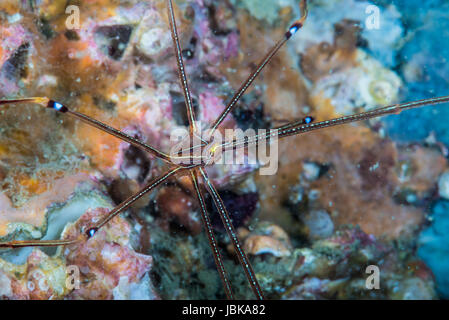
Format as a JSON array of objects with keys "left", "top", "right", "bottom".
[{"left": 1, "top": 0, "right": 449, "bottom": 300}]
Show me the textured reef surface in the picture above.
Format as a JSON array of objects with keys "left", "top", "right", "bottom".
[{"left": 0, "top": 0, "right": 448, "bottom": 299}]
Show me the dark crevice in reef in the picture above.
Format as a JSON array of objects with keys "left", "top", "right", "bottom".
[
  {"left": 93, "top": 95, "right": 117, "bottom": 111},
  {"left": 170, "top": 91, "right": 199, "bottom": 127},
  {"left": 121, "top": 144, "right": 152, "bottom": 184},
  {"left": 232, "top": 100, "right": 271, "bottom": 130},
  {"left": 64, "top": 29, "right": 80, "bottom": 41},
  {"left": 182, "top": 37, "right": 198, "bottom": 60},
  {"left": 36, "top": 17, "right": 55, "bottom": 39},
  {"left": 2, "top": 43, "right": 30, "bottom": 81},
  {"left": 206, "top": 4, "right": 233, "bottom": 36},
  {"left": 95, "top": 25, "right": 134, "bottom": 60},
  {"left": 207, "top": 190, "right": 259, "bottom": 230}
]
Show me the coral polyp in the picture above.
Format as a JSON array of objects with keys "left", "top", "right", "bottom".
[{"left": 0, "top": 0, "right": 448, "bottom": 300}]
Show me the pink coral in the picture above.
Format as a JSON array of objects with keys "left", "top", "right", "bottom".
[
  {"left": 199, "top": 91, "right": 235, "bottom": 129},
  {"left": 0, "top": 207, "right": 157, "bottom": 300},
  {"left": 0, "top": 23, "right": 32, "bottom": 95},
  {"left": 62, "top": 208, "right": 157, "bottom": 300},
  {"left": 0, "top": 250, "right": 68, "bottom": 299}
]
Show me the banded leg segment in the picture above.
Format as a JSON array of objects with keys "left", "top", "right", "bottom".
[
  {"left": 93, "top": 166, "right": 183, "bottom": 231},
  {"left": 209, "top": 0, "right": 308, "bottom": 135},
  {"left": 0, "top": 98, "right": 173, "bottom": 162},
  {"left": 0, "top": 167, "right": 183, "bottom": 248},
  {"left": 224, "top": 95, "right": 449, "bottom": 151},
  {"left": 276, "top": 96, "right": 449, "bottom": 140},
  {"left": 274, "top": 116, "right": 314, "bottom": 131},
  {"left": 0, "top": 239, "right": 80, "bottom": 248},
  {"left": 190, "top": 169, "right": 234, "bottom": 299},
  {"left": 198, "top": 167, "right": 264, "bottom": 300}
]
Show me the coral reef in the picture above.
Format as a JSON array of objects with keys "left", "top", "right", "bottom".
[
  {"left": 61, "top": 208, "right": 156, "bottom": 300},
  {"left": 382, "top": 1, "right": 449, "bottom": 145},
  {"left": 0, "top": 0, "right": 448, "bottom": 300},
  {"left": 282, "top": 226, "right": 436, "bottom": 300}
]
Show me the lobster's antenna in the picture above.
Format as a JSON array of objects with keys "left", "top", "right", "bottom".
[
  {"left": 225, "top": 96, "right": 449, "bottom": 150},
  {"left": 190, "top": 169, "right": 234, "bottom": 299},
  {"left": 0, "top": 98, "right": 173, "bottom": 162},
  {"left": 209, "top": 0, "right": 308, "bottom": 136},
  {"left": 198, "top": 167, "right": 265, "bottom": 300}
]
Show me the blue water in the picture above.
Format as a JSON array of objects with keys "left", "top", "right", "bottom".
[
  {"left": 377, "top": 0, "right": 449, "bottom": 299},
  {"left": 381, "top": 1, "right": 449, "bottom": 144},
  {"left": 418, "top": 201, "right": 449, "bottom": 299}
]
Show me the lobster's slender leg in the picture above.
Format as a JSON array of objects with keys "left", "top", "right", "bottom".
[
  {"left": 0, "top": 239, "right": 80, "bottom": 248},
  {"left": 274, "top": 116, "right": 314, "bottom": 131},
  {"left": 167, "top": 0, "right": 197, "bottom": 135},
  {"left": 190, "top": 169, "right": 234, "bottom": 299},
  {"left": 209, "top": 0, "right": 308, "bottom": 136},
  {"left": 0, "top": 167, "right": 183, "bottom": 248},
  {"left": 222, "top": 96, "right": 449, "bottom": 151},
  {"left": 92, "top": 166, "right": 183, "bottom": 232},
  {"left": 0, "top": 98, "right": 173, "bottom": 163},
  {"left": 276, "top": 96, "right": 449, "bottom": 139},
  {"left": 198, "top": 167, "right": 264, "bottom": 300}
]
